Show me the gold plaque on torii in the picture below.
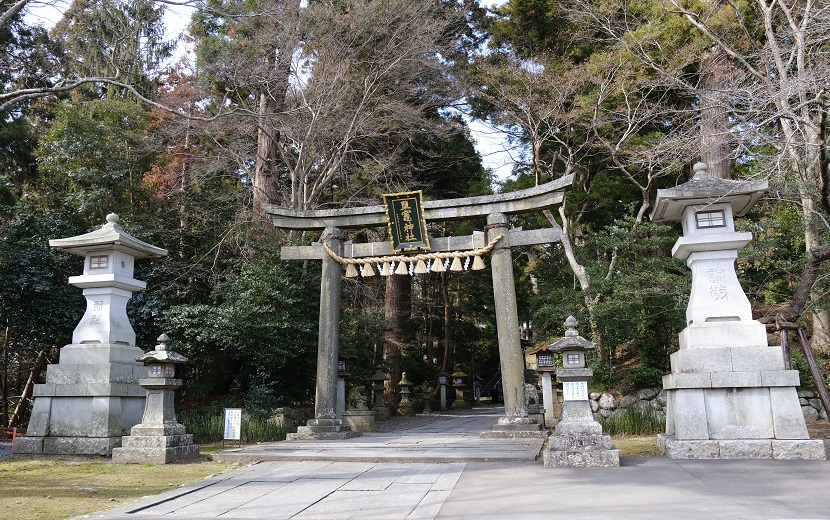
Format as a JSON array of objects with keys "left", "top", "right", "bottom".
[{"left": 382, "top": 191, "right": 431, "bottom": 253}]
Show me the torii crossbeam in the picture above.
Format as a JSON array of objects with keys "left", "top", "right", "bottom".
[{"left": 268, "top": 175, "right": 572, "bottom": 438}]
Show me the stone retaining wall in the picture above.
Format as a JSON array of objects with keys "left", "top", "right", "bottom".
[
  {"left": 798, "top": 390, "right": 828, "bottom": 422},
  {"left": 588, "top": 388, "right": 667, "bottom": 423}
]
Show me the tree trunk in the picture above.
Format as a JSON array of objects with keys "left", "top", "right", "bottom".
[
  {"left": 699, "top": 46, "right": 732, "bottom": 179},
  {"left": 253, "top": 1, "right": 298, "bottom": 215},
  {"left": 441, "top": 272, "right": 452, "bottom": 372},
  {"left": 543, "top": 206, "right": 605, "bottom": 360},
  {"left": 8, "top": 349, "right": 48, "bottom": 428},
  {"left": 383, "top": 272, "right": 411, "bottom": 403},
  {"left": 253, "top": 92, "right": 281, "bottom": 219},
  {"left": 1, "top": 324, "right": 8, "bottom": 426}
]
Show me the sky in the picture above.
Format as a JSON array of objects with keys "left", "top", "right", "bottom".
[{"left": 26, "top": 0, "right": 516, "bottom": 182}]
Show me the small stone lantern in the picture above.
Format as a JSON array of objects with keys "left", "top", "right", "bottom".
[
  {"left": 451, "top": 366, "right": 470, "bottom": 409},
  {"left": 370, "top": 368, "right": 390, "bottom": 420},
  {"left": 528, "top": 342, "right": 560, "bottom": 428},
  {"left": 421, "top": 383, "right": 433, "bottom": 414},
  {"left": 397, "top": 372, "right": 415, "bottom": 416},
  {"left": 473, "top": 375, "right": 483, "bottom": 406},
  {"left": 543, "top": 317, "right": 619, "bottom": 468},
  {"left": 336, "top": 353, "right": 354, "bottom": 417},
  {"left": 112, "top": 334, "right": 199, "bottom": 464},
  {"left": 437, "top": 369, "right": 450, "bottom": 410}
]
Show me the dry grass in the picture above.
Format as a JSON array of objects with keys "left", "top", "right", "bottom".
[
  {"left": 0, "top": 452, "right": 236, "bottom": 520},
  {"left": 612, "top": 435, "right": 662, "bottom": 457}
]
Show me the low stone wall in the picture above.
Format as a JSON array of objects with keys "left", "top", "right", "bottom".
[
  {"left": 588, "top": 388, "right": 667, "bottom": 423},
  {"left": 798, "top": 390, "right": 828, "bottom": 422}
]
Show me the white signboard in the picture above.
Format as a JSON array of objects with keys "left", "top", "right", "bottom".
[
  {"left": 562, "top": 381, "right": 588, "bottom": 402},
  {"left": 224, "top": 408, "right": 242, "bottom": 440}
]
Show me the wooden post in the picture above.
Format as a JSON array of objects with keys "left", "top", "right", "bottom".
[{"left": 796, "top": 327, "right": 830, "bottom": 420}]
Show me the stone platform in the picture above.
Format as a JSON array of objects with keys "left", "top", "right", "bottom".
[{"left": 657, "top": 435, "right": 825, "bottom": 459}]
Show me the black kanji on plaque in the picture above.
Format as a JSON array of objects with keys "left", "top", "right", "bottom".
[{"left": 383, "top": 191, "right": 431, "bottom": 252}]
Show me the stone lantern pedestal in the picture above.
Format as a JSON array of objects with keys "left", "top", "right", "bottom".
[
  {"left": 543, "top": 317, "right": 619, "bottom": 468},
  {"left": 112, "top": 334, "right": 199, "bottom": 464},
  {"left": 15, "top": 214, "right": 166, "bottom": 456},
  {"left": 653, "top": 163, "right": 824, "bottom": 460}
]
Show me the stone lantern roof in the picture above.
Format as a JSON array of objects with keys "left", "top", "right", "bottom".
[
  {"left": 651, "top": 163, "right": 768, "bottom": 223},
  {"left": 136, "top": 334, "right": 188, "bottom": 365},
  {"left": 49, "top": 213, "right": 168, "bottom": 259},
  {"left": 547, "top": 316, "right": 595, "bottom": 352}
]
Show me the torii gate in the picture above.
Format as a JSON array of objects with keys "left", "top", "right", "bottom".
[{"left": 268, "top": 175, "right": 572, "bottom": 438}]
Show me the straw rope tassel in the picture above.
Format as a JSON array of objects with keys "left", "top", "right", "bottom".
[
  {"left": 345, "top": 263, "right": 359, "bottom": 277},
  {"left": 394, "top": 261, "right": 409, "bottom": 275},
  {"left": 320, "top": 232, "right": 505, "bottom": 277},
  {"left": 472, "top": 255, "right": 486, "bottom": 270}
]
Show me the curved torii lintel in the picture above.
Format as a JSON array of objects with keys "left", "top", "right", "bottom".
[{"left": 266, "top": 175, "right": 573, "bottom": 231}]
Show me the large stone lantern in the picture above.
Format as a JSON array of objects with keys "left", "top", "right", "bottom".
[
  {"left": 16, "top": 214, "right": 167, "bottom": 456},
  {"left": 653, "top": 162, "right": 824, "bottom": 459}
]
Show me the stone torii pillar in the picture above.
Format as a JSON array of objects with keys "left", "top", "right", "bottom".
[{"left": 269, "top": 177, "right": 572, "bottom": 438}]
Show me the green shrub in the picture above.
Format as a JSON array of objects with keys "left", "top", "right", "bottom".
[
  {"left": 599, "top": 406, "right": 665, "bottom": 435},
  {"left": 181, "top": 410, "right": 287, "bottom": 444}
]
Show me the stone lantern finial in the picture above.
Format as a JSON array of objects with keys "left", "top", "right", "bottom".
[
  {"left": 106, "top": 213, "right": 120, "bottom": 224},
  {"left": 692, "top": 162, "right": 709, "bottom": 180},
  {"left": 564, "top": 316, "right": 578, "bottom": 336},
  {"left": 156, "top": 333, "right": 170, "bottom": 351}
]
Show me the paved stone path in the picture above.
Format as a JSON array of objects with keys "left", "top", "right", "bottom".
[
  {"left": 213, "top": 409, "right": 543, "bottom": 464},
  {"left": 81, "top": 407, "right": 830, "bottom": 520}
]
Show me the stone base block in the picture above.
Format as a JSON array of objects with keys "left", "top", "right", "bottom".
[
  {"left": 543, "top": 444, "right": 620, "bottom": 468},
  {"left": 480, "top": 430, "right": 549, "bottom": 439},
  {"left": 14, "top": 436, "right": 122, "bottom": 456},
  {"left": 485, "top": 416, "right": 543, "bottom": 438},
  {"left": 554, "top": 420, "right": 603, "bottom": 436},
  {"left": 771, "top": 439, "right": 826, "bottom": 460},
  {"left": 658, "top": 434, "right": 826, "bottom": 460},
  {"left": 451, "top": 400, "right": 470, "bottom": 409},
  {"left": 372, "top": 406, "right": 390, "bottom": 421},
  {"left": 342, "top": 411, "right": 376, "bottom": 433},
  {"left": 679, "top": 321, "right": 768, "bottom": 350},
  {"left": 119, "top": 433, "right": 194, "bottom": 449},
  {"left": 12, "top": 437, "right": 44, "bottom": 454},
  {"left": 111, "top": 443, "right": 200, "bottom": 464},
  {"left": 547, "top": 433, "right": 613, "bottom": 451},
  {"left": 131, "top": 423, "right": 186, "bottom": 436},
  {"left": 288, "top": 424, "right": 361, "bottom": 440}
]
